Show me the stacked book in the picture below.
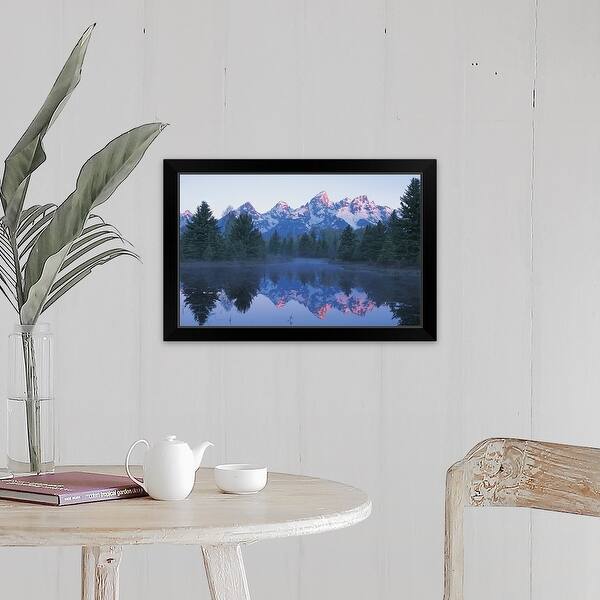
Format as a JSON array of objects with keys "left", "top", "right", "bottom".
[{"left": 0, "top": 471, "right": 146, "bottom": 506}]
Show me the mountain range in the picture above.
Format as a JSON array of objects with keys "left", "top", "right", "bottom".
[{"left": 180, "top": 191, "right": 393, "bottom": 237}]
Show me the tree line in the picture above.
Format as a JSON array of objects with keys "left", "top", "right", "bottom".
[
  {"left": 266, "top": 229, "right": 340, "bottom": 259},
  {"left": 337, "top": 177, "right": 421, "bottom": 264},
  {"left": 181, "top": 177, "right": 421, "bottom": 265},
  {"left": 180, "top": 204, "right": 265, "bottom": 260}
]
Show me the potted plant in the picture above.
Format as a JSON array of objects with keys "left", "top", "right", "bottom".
[{"left": 0, "top": 24, "right": 165, "bottom": 474}]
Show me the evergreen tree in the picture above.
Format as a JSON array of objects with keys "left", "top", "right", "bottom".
[
  {"left": 309, "top": 229, "right": 318, "bottom": 256},
  {"left": 387, "top": 210, "right": 401, "bottom": 256},
  {"left": 226, "top": 213, "right": 265, "bottom": 259},
  {"left": 317, "top": 237, "right": 328, "bottom": 257},
  {"left": 373, "top": 221, "right": 386, "bottom": 257},
  {"left": 224, "top": 282, "right": 258, "bottom": 313},
  {"left": 337, "top": 225, "right": 357, "bottom": 261},
  {"left": 377, "top": 234, "right": 396, "bottom": 263},
  {"left": 298, "top": 233, "right": 312, "bottom": 257},
  {"left": 180, "top": 201, "right": 224, "bottom": 260},
  {"left": 397, "top": 177, "right": 421, "bottom": 263},
  {"left": 389, "top": 301, "right": 420, "bottom": 326},
  {"left": 268, "top": 230, "right": 282, "bottom": 255},
  {"left": 358, "top": 222, "right": 386, "bottom": 262},
  {"left": 358, "top": 224, "right": 372, "bottom": 260},
  {"left": 181, "top": 286, "right": 219, "bottom": 325},
  {"left": 329, "top": 233, "right": 339, "bottom": 258},
  {"left": 283, "top": 236, "right": 295, "bottom": 256}
]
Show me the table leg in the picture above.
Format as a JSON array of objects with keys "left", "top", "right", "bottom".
[
  {"left": 82, "top": 545, "right": 123, "bottom": 600},
  {"left": 202, "top": 544, "right": 251, "bottom": 600}
]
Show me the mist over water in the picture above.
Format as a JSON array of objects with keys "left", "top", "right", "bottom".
[{"left": 179, "top": 259, "right": 421, "bottom": 327}]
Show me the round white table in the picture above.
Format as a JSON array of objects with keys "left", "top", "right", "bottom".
[{"left": 0, "top": 466, "right": 371, "bottom": 599}]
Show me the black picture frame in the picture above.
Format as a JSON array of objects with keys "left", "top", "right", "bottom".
[{"left": 164, "top": 159, "right": 436, "bottom": 341}]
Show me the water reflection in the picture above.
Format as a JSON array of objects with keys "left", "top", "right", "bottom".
[{"left": 180, "top": 259, "right": 420, "bottom": 327}]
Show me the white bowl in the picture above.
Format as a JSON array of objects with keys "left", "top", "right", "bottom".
[{"left": 214, "top": 464, "right": 267, "bottom": 494}]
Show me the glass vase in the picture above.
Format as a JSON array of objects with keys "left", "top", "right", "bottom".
[{"left": 7, "top": 323, "right": 55, "bottom": 475}]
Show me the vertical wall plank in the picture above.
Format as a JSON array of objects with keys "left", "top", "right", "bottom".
[
  {"left": 458, "top": 1, "right": 535, "bottom": 595},
  {"left": 383, "top": 1, "right": 535, "bottom": 599},
  {"left": 50, "top": 0, "right": 147, "bottom": 467},
  {"left": 136, "top": 3, "right": 229, "bottom": 598},
  {"left": 532, "top": 1, "right": 600, "bottom": 599},
  {"left": 0, "top": 3, "right": 64, "bottom": 597}
]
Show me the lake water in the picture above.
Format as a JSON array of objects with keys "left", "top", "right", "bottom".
[{"left": 179, "top": 259, "right": 421, "bottom": 327}]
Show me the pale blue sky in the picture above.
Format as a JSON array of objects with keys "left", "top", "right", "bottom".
[{"left": 179, "top": 173, "right": 418, "bottom": 215}]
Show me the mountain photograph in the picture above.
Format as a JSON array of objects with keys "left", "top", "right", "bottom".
[{"left": 178, "top": 173, "right": 422, "bottom": 327}]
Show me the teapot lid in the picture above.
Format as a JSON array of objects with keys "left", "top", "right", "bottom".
[{"left": 160, "top": 434, "right": 186, "bottom": 446}]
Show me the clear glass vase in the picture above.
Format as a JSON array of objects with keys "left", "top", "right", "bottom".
[{"left": 7, "top": 323, "right": 54, "bottom": 475}]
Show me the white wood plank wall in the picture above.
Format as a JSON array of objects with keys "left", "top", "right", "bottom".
[{"left": 0, "top": 1, "right": 595, "bottom": 598}]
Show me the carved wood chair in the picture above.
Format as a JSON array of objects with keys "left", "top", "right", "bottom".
[{"left": 444, "top": 438, "right": 600, "bottom": 600}]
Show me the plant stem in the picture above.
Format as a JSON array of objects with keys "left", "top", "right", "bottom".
[
  {"left": 9, "top": 230, "right": 41, "bottom": 473},
  {"left": 21, "top": 332, "right": 41, "bottom": 473},
  {"left": 8, "top": 231, "right": 24, "bottom": 308}
]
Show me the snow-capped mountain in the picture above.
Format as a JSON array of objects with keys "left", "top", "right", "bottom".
[
  {"left": 179, "top": 209, "right": 193, "bottom": 230},
  {"left": 218, "top": 201, "right": 276, "bottom": 234},
  {"left": 259, "top": 275, "right": 378, "bottom": 320},
  {"left": 336, "top": 195, "right": 393, "bottom": 228},
  {"left": 193, "top": 191, "right": 393, "bottom": 237}
]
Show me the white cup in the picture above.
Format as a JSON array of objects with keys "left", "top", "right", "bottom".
[{"left": 214, "top": 464, "right": 267, "bottom": 494}]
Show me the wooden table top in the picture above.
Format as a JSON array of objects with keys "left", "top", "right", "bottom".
[{"left": 0, "top": 466, "right": 371, "bottom": 547}]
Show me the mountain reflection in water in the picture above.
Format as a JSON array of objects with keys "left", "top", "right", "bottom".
[{"left": 179, "top": 259, "right": 420, "bottom": 327}]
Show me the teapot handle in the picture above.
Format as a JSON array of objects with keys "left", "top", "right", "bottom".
[{"left": 126, "top": 439, "right": 150, "bottom": 492}]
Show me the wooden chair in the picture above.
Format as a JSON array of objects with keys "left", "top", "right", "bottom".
[{"left": 444, "top": 437, "right": 600, "bottom": 600}]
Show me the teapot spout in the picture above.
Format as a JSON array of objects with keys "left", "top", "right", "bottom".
[{"left": 192, "top": 441, "right": 214, "bottom": 470}]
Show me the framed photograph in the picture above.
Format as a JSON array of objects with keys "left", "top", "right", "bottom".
[{"left": 164, "top": 159, "right": 436, "bottom": 341}]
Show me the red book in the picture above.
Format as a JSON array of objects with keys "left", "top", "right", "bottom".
[{"left": 0, "top": 471, "right": 147, "bottom": 506}]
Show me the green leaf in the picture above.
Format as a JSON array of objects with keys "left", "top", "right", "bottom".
[
  {"left": 62, "top": 232, "right": 124, "bottom": 269},
  {"left": 68, "top": 224, "right": 129, "bottom": 255},
  {"left": 0, "top": 244, "right": 14, "bottom": 270},
  {"left": 13, "top": 204, "right": 57, "bottom": 261},
  {"left": 20, "top": 122, "right": 165, "bottom": 324},
  {"left": 18, "top": 228, "right": 47, "bottom": 262},
  {"left": 1, "top": 25, "right": 94, "bottom": 231},
  {"left": 0, "top": 236, "right": 14, "bottom": 268},
  {"left": 0, "top": 227, "right": 17, "bottom": 311},
  {"left": 0, "top": 273, "right": 18, "bottom": 312},
  {"left": 17, "top": 203, "right": 56, "bottom": 236},
  {"left": 0, "top": 258, "right": 16, "bottom": 286},
  {"left": 18, "top": 211, "right": 55, "bottom": 246},
  {"left": 43, "top": 247, "right": 138, "bottom": 313},
  {"left": 0, "top": 227, "right": 15, "bottom": 281}
]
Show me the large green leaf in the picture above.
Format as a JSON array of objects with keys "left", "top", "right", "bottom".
[
  {"left": 0, "top": 272, "right": 17, "bottom": 312},
  {"left": 0, "top": 226, "right": 17, "bottom": 311},
  {"left": 62, "top": 232, "right": 125, "bottom": 269},
  {"left": 43, "top": 247, "right": 139, "bottom": 313},
  {"left": 1, "top": 25, "right": 94, "bottom": 231},
  {"left": 17, "top": 203, "right": 56, "bottom": 236},
  {"left": 68, "top": 228, "right": 124, "bottom": 255},
  {"left": 17, "top": 204, "right": 57, "bottom": 261},
  {"left": 20, "top": 122, "right": 165, "bottom": 324}
]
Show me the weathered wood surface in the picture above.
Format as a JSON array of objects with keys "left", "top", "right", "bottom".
[
  {"left": 0, "top": 3, "right": 542, "bottom": 599},
  {"left": 202, "top": 544, "right": 251, "bottom": 600},
  {"left": 444, "top": 438, "right": 600, "bottom": 600},
  {"left": 0, "top": 466, "right": 371, "bottom": 547},
  {"left": 443, "top": 462, "right": 466, "bottom": 600},
  {"left": 81, "top": 545, "right": 122, "bottom": 600},
  {"left": 460, "top": 438, "right": 600, "bottom": 514}
]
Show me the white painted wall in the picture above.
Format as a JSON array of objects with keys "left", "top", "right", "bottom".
[{"left": 0, "top": 1, "right": 595, "bottom": 598}]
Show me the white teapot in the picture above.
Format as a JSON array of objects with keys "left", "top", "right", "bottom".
[{"left": 126, "top": 435, "right": 213, "bottom": 501}]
